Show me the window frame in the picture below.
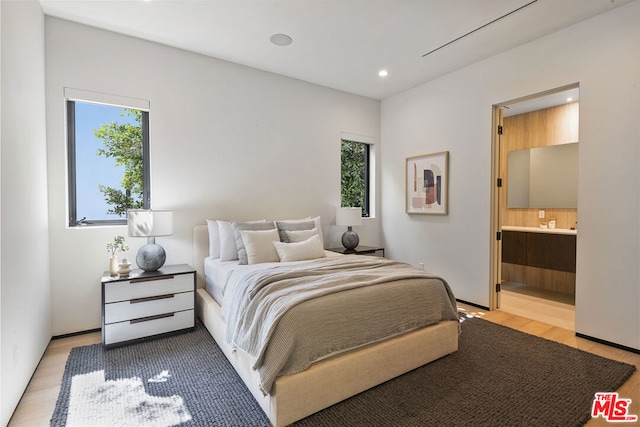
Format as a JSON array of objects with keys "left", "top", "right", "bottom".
[
  {"left": 66, "top": 95, "right": 150, "bottom": 227},
  {"left": 340, "top": 135, "right": 375, "bottom": 218}
]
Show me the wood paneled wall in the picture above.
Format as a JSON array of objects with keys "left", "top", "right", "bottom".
[
  {"left": 500, "top": 102, "right": 579, "bottom": 229},
  {"left": 502, "top": 263, "right": 576, "bottom": 294}
]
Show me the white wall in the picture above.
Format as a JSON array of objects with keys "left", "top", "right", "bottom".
[
  {"left": 381, "top": 1, "right": 640, "bottom": 350},
  {"left": 1, "top": 2, "right": 51, "bottom": 424},
  {"left": 45, "top": 18, "right": 381, "bottom": 335}
]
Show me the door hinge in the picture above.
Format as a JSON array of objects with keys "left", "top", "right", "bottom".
[
  {"left": 496, "top": 231, "right": 502, "bottom": 241},
  {"left": 497, "top": 125, "right": 503, "bottom": 135},
  {"left": 497, "top": 178, "right": 503, "bottom": 187},
  {"left": 496, "top": 283, "right": 501, "bottom": 292}
]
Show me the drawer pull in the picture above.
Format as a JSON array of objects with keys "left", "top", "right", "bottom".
[
  {"left": 130, "top": 312, "right": 175, "bottom": 324},
  {"left": 130, "top": 294, "right": 175, "bottom": 304},
  {"left": 131, "top": 275, "right": 175, "bottom": 284}
]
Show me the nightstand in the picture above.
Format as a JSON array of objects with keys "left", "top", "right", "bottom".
[
  {"left": 327, "top": 246, "right": 385, "bottom": 257},
  {"left": 101, "top": 263, "right": 196, "bottom": 347}
]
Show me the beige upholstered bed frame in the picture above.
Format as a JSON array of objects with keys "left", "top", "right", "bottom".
[{"left": 193, "top": 225, "right": 458, "bottom": 426}]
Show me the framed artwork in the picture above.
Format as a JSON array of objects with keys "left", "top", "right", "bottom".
[{"left": 406, "top": 151, "right": 449, "bottom": 215}]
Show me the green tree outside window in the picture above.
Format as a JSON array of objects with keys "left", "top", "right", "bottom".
[
  {"left": 93, "top": 109, "right": 144, "bottom": 216},
  {"left": 67, "top": 99, "right": 149, "bottom": 226},
  {"left": 341, "top": 139, "right": 369, "bottom": 216}
]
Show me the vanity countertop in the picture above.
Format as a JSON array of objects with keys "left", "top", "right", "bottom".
[{"left": 501, "top": 225, "right": 577, "bottom": 235}]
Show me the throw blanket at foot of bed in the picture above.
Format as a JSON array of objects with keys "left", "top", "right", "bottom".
[{"left": 223, "top": 256, "right": 459, "bottom": 393}]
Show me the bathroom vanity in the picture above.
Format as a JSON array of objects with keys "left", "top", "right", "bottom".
[{"left": 501, "top": 226, "right": 576, "bottom": 295}]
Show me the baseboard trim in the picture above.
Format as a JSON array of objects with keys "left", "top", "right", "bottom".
[
  {"left": 52, "top": 328, "right": 101, "bottom": 340},
  {"left": 575, "top": 332, "right": 640, "bottom": 354},
  {"left": 456, "top": 299, "right": 489, "bottom": 311}
]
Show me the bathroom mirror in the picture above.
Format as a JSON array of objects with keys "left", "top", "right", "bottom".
[{"left": 507, "top": 143, "right": 578, "bottom": 208}]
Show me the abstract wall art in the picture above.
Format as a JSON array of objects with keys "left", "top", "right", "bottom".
[{"left": 406, "top": 151, "right": 449, "bottom": 215}]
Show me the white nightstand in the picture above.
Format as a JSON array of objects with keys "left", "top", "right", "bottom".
[{"left": 101, "top": 264, "right": 196, "bottom": 347}]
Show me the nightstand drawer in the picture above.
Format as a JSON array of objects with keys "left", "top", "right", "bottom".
[
  {"left": 101, "top": 264, "right": 196, "bottom": 347},
  {"left": 104, "top": 309, "right": 194, "bottom": 346},
  {"left": 104, "top": 291, "right": 194, "bottom": 324},
  {"left": 105, "top": 272, "right": 194, "bottom": 303}
]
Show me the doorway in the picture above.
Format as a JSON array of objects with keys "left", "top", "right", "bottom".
[{"left": 490, "top": 84, "right": 579, "bottom": 330}]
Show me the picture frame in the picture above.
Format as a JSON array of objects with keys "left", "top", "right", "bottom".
[{"left": 406, "top": 151, "right": 449, "bottom": 215}]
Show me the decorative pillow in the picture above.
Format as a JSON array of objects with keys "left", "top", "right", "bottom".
[
  {"left": 308, "top": 215, "right": 324, "bottom": 245},
  {"left": 273, "top": 234, "right": 326, "bottom": 262},
  {"left": 206, "top": 219, "right": 221, "bottom": 258},
  {"left": 275, "top": 216, "right": 324, "bottom": 244},
  {"left": 218, "top": 219, "right": 267, "bottom": 261},
  {"left": 285, "top": 228, "right": 319, "bottom": 243},
  {"left": 232, "top": 221, "right": 276, "bottom": 265},
  {"left": 218, "top": 220, "right": 238, "bottom": 261},
  {"left": 240, "top": 229, "right": 281, "bottom": 264},
  {"left": 276, "top": 220, "right": 315, "bottom": 242}
]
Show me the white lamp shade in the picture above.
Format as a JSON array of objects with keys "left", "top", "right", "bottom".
[
  {"left": 336, "top": 207, "right": 362, "bottom": 226},
  {"left": 128, "top": 209, "right": 173, "bottom": 237}
]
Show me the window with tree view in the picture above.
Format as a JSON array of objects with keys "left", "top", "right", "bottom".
[
  {"left": 341, "top": 139, "right": 370, "bottom": 217},
  {"left": 67, "top": 100, "right": 149, "bottom": 226}
]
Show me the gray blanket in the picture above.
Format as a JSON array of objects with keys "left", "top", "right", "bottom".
[{"left": 223, "top": 256, "right": 458, "bottom": 393}]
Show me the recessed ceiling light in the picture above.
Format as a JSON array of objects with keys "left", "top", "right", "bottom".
[
  {"left": 566, "top": 97, "right": 573, "bottom": 102},
  {"left": 378, "top": 69, "right": 389, "bottom": 77},
  {"left": 270, "top": 34, "right": 293, "bottom": 47}
]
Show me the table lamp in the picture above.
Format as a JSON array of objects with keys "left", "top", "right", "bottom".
[
  {"left": 127, "top": 209, "right": 173, "bottom": 272},
  {"left": 336, "top": 207, "right": 362, "bottom": 250}
]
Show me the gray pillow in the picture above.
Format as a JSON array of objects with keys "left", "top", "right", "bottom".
[
  {"left": 232, "top": 221, "right": 276, "bottom": 265},
  {"left": 276, "top": 220, "right": 315, "bottom": 243}
]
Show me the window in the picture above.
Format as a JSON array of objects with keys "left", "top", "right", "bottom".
[
  {"left": 341, "top": 138, "right": 372, "bottom": 217},
  {"left": 66, "top": 92, "right": 150, "bottom": 226}
]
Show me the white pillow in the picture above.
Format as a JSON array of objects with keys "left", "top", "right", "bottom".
[
  {"left": 206, "top": 219, "right": 220, "bottom": 258},
  {"left": 218, "top": 219, "right": 268, "bottom": 262},
  {"left": 286, "top": 228, "right": 318, "bottom": 243},
  {"left": 276, "top": 216, "right": 324, "bottom": 245},
  {"left": 276, "top": 220, "right": 315, "bottom": 242},
  {"left": 273, "top": 234, "right": 326, "bottom": 262},
  {"left": 218, "top": 220, "right": 238, "bottom": 261},
  {"left": 308, "top": 215, "right": 323, "bottom": 245},
  {"left": 232, "top": 221, "right": 276, "bottom": 265},
  {"left": 240, "top": 229, "right": 281, "bottom": 264}
]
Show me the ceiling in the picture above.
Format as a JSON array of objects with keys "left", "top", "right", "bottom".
[
  {"left": 39, "top": 0, "right": 633, "bottom": 100},
  {"left": 502, "top": 86, "right": 580, "bottom": 117}
]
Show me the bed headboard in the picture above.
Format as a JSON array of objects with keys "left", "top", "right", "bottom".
[{"left": 193, "top": 225, "right": 209, "bottom": 289}]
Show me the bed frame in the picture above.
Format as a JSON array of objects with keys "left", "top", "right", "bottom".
[{"left": 193, "top": 225, "right": 458, "bottom": 426}]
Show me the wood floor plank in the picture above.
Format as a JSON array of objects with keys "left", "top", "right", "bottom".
[{"left": 8, "top": 333, "right": 101, "bottom": 426}]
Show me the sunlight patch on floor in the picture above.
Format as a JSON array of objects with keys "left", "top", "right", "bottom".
[{"left": 457, "top": 304, "right": 487, "bottom": 323}]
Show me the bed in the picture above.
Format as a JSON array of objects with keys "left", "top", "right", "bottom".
[{"left": 193, "top": 219, "right": 459, "bottom": 426}]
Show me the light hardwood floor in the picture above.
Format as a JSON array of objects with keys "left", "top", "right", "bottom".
[
  {"left": 8, "top": 331, "right": 102, "bottom": 427},
  {"left": 8, "top": 310, "right": 639, "bottom": 426},
  {"left": 499, "top": 284, "right": 576, "bottom": 330}
]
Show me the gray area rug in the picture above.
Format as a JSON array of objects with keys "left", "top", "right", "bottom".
[{"left": 51, "top": 318, "right": 635, "bottom": 426}]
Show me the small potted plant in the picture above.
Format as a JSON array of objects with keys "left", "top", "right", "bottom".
[{"left": 107, "top": 236, "right": 129, "bottom": 277}]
